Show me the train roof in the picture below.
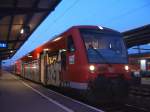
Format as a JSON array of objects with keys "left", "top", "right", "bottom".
[
  {"left": 51, "top": 25, "right": 121, "bottom": 40},
  {"left": 20, "top": 25, "right": 121, "bottom": 61},
  {"left": 67, "top": 25, "right": 121, "bottom": 34}
]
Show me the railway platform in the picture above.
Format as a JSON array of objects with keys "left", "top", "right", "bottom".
[{"left": 0, "top": 71, "right": 103, "bottom": 112}]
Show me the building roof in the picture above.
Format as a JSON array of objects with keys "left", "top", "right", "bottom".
[
  {"left": 0, "top": 0, "right": 61, "bottom": 61},
  {"left": 123, "top": 24, "right": 150, "bottom": 48}
]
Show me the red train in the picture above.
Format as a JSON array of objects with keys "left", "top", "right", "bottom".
[
  {"left": 129, "top": 55, "right": 150, "bottom": 85},
  {"left": 129, "top": 55, "right": 150, "bottom": 76},
  {"left": 14, "top": 25, "right": 131, "bottom": 102}
]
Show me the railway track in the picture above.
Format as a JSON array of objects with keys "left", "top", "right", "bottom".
[
  {"left": 98, "top": 84, "right": 150, "bottom": 112},
  {"left": 128, "top": 85, "right": 150, "bottom": 110},
  {"left": 100, "top": 103, "right": 149, "bottom": 112},
  {"left": 124, "top": 104, "right": 149, "bottom": 112},
  {"left": 47, "top": 85, "right": 150, "bottom": 112}
]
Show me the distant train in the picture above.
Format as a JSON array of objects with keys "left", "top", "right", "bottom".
[
  {"left": 13, "top": 25, "right": 131, "bottom": 103},
  {"left": 129, "top": 55, "right": 150, "bottom": 85},
  {"left": 129, "top": 55, "right": 150, "bottom": 76}
]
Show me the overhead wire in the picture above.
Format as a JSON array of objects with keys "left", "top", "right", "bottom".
[{"left": 103, "top": 1, "right": 150, "bottom": 24}]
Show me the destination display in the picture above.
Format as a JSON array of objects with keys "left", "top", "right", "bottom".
[{"left": 0, "top": 42, "right": 7, "bottom": 48}]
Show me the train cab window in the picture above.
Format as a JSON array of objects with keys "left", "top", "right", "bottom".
[
  {"left": 80, "top": 28, "right": 128, "bottom": 64},
  {"left": 67, "top": 36, "right": 75, "bottom": 52}
]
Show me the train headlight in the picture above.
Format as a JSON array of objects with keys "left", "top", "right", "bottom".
[
  {"left": 89, "top": 65, "right": 95, "bottom": 72},
  {"left": 124, "top": 65, "right": 129, "bottom": 71}
]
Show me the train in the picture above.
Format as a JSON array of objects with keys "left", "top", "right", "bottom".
[
  {"left": 129, "top": 54, "right": 150, "bottom": 85},
  {"left": 129, "top": 54, "right": 150, "bottom": 76},
  {"left": 13, "top": 25, "right": 131, "bottom": 103}
]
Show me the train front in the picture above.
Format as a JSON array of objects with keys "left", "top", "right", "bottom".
[{"left": 79, "top": 26, "right": 131, "bottom": 103}]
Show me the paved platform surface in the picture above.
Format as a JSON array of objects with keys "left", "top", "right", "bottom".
[{"left": 0, "top": 71, "right": 104, "bottom": 112}]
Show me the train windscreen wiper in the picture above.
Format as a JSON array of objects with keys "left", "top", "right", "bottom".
[{"left": 90, "top": 48, "right": 112, "bottom": 67}]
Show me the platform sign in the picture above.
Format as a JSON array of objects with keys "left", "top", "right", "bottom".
[{"left": 0, "top": 42, "right": 7, "bottom": 48}]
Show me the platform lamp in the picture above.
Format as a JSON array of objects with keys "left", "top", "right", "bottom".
[{"left": 20, "top": 25, "right": 30, "bottom": 36}]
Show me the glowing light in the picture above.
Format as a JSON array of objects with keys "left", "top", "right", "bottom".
[
  {"left": 32, "top": 66, "right": 37, "bottom": 69},
  {"left": 37, "top": 53, "right": 40, "bottom": 59},
  {"left": 53, "top": 37, "right": 61, "bottom": 42},
  {"left": 43, "top": 48, "right": 49, "bottom": 51},
  {"left": 140, "top": 59, "right": 146, "bottom": 71},
  {"left": 10, "top": 50, "right": 13, "bottom": 53},
  {"left": 0, "top": 43, "right": 7, "bottom": 48},
  {"left": 124, "top": 65, "right": 129, "bottom": 71},
  {"left": 25, "top": 66, "right": 37, "bottom": 69},
  {"left": 61, "top": 49, "right": 67, "bottom": 52},
  {"left": 98, "top": 26, "right": 103, "bottom": 30},
  {"left": 109, "top": 43, "right": 112, "bottom": 48},
  {"left": 20, "top": 29, "right": 24, "bottom": 34},
  {"left": 28, "top": 55, "right": 32, "bottom": 58},
  {"left": 89, "top": 65, "right": 95, "bottom": 71}
]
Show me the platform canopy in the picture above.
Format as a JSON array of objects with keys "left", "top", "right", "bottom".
[
  {"left": 0, "top": 0, "right": 61, "bottom": 61},
  {"left": 124, "top": 24, "right": 150, "bottom": 48}
]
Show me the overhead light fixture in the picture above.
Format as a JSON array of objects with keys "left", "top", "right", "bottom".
[
  {"left": 20, "top": 26, "right": 30, "bottom": 34},
  {"left": 10, "top": 50, "right": 13, "bottom": 53},
  {"left": 20, "top": 29, "right": 24, "bottom": 34}
]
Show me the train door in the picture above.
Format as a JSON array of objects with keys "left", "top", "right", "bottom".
[
  {"left": 46, "top": 51, "right": 61, "bottom": 86},
  {"left": 45, "top": 49, "right": 68, "bottom": 87},
  {"left": 66, "top": 35, "right": 76, "bottom": 86},
  {"left": 60, "top": 49, "right": 67, "bottom": 86},
  {"left": 40, "top": 53, "right": 47, "bottom": 85}
]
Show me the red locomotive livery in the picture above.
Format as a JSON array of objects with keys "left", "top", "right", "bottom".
[{"left": 14, "top": 25, "right": 131, "bottom": 102}]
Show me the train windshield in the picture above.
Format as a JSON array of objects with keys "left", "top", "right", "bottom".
[{"left": 80, "top": 28, "right": 128, "bottom": 64}]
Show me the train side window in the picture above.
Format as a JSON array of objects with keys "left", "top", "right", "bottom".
[{"left": 67, "top": 36, "right": 75, "bottom": 52}]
